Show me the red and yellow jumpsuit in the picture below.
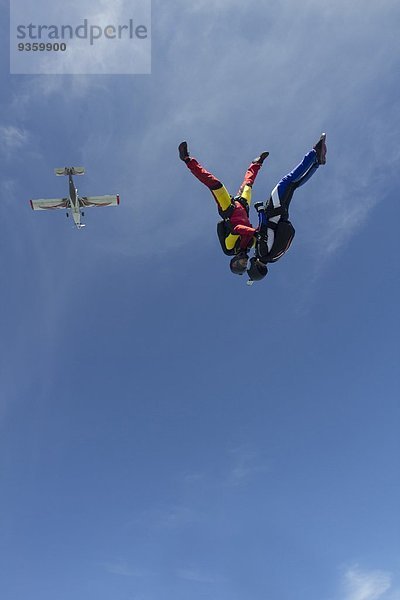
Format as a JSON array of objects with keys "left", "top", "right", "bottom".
[{"left": 185, "top": 157, "right": 262, "bottom": 252}]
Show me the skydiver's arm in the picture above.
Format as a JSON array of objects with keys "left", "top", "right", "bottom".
[
  {"left": 232, "top": 224, "right": 257, "bottom": 237},
  {"left": 233, "top": 224, "right": 258, "bottom": 250}
]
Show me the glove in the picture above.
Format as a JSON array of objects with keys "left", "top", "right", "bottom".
[{"left": 255, "top": 227, "right": 268, "bottom": 242}]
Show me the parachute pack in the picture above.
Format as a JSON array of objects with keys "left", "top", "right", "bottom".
[
  {"left": 216, "top": 219, "right": 238, "bottom": 256},
  {"left": 262, "top": 219, "right": 295, "bottom": 263},
  {"left": 254, "top": 199, "right": 295, "bottom": 263}
]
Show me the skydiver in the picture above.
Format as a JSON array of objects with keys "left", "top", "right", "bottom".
[
  {"left": 246, "top": 133, "right": 327, "bottom": 284},
  {"left": 178, "top": 141, "right": 269, "bottom": 275}
]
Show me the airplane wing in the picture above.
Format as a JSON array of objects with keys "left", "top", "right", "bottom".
[
  {"left": 80, "top": 195, "right": 120, "bottom": 208},
  {"left": 30, "top": 198, "right": 69, "bottom": 211}
]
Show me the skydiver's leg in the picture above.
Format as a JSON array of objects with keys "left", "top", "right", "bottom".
[
  {"left": 236, "top": 152, "right": 268, "bottom": 206},
  {"left": 271, "top": 132, "right": 327, "bottom": 208},
  {"left": 259, "top": 137, "right": 326, "bottom": 254},
  {"left": 185, "top": 157, "right": 222, "bottom": 190},
  {"left": 279, "top": 149, "right": 319, "bottom": 190},
  {"left": 236, "top": 162, "right": 262, "bottom": 207},
  {"left": 263, "top": 150, "right": 319, "bottom": 252},
  {"left": 269, "top": 149, "right": 319, "bottom": 213},
  {"left": 184, "top": 157, "right": 232, "bottom": 213}
]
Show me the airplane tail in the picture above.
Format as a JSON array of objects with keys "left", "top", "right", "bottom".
[{"left": 54, "top": 167, "right": 85, "bottom": 176}]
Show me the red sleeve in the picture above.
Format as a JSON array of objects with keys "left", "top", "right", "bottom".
[{"left": 232, "top": 224, "right": 257, "bottom": 236}]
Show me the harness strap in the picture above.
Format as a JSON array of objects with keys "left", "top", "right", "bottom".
[
  {"left": 233, "top": 195, "right": 250, "bottom": 215},
  {"left": 265, "top": 204, "right": 288, "bottom": 219},
  {"left": 218, "top": 202, "right": 235, "bottom": 220},
  {"left": 266, "top": 220, "right": 278, "bottom": 231},
  {"left": 218, "top": 195, "right": 250, "bottom": 231}
]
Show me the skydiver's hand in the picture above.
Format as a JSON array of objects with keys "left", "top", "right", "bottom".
[{"left": 255, "top": 227, "right": 268, "bottom": 241}]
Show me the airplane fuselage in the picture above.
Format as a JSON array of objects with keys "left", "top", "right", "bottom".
[{"left": 67, "top": 174, "right": 85, "bottom": 228}]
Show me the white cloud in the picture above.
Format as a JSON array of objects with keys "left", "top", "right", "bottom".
[
  {"left": 343, "top": 566, "right": 393, "bottom": 600},
  {"left": 0, "top": 125, "right": 30, "bottom": 155}
]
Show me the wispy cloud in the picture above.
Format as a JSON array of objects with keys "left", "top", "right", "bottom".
[
  {"left": 342, "top": 566, "right": 396, "bottom": 600},
  {"left": 179, "top": 445, "right": 270, "bottom": 490},
  {"left": 305, "top": 116, "right": 400, "bottom": 280},
  {"left": 0, "top": 125, "right": 30, "bottom": 156},
  {"left": 225, "top": 445, "right": 270, "bottom": 487}
]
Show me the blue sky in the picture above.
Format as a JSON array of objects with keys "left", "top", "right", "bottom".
[{"left": 1, "top": 0, "right": 399, "bottom": 599}]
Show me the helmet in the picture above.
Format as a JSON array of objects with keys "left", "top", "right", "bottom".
[
  {"left": 229, "top": 252, "right": 249, "bottom": 275},
  {"left": 246, "top": 257, "right": 268, "bottom": 282}
]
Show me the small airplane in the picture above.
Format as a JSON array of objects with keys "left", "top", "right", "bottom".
[{"left": 30, "top": 167, "right": 120, "bottom": 229}]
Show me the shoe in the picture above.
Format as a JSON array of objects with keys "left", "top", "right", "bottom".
[
  {"left": 253, "top": 151, "right": 269, "bottom": 165},
  {"left": 178, "top": 141, "right": 190, "bottom": 162},
  {"left": 313, "top": 133, "right": 327, "bottom": 165}
]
